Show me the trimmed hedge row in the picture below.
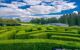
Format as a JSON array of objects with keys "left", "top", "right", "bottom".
[
  {"left": 0, "top": 39, "right": 80, "bottom": 50},
  {"left": 29, "top": 33, "right": 48, "bottom": 39},
  {"left": 15, "top": 30, "right": 29, "bottom": 39},
  {"left": 46, "top": 32, "right": 80, "bottom": 38},
  {"left": 0, "top": 25, "right": 80, "bottom": 50},
  {"left": 0, "top": 30, "right": 17, "bottom": 40},
  {"left": 15, "top": 31, "right": 45, "bottom": 39},
  {"left": 50, "top": 35, "right": 80, "bottom": 42},
  {"left": 0, "top": 30, "right": 7, "bottom": 34}
]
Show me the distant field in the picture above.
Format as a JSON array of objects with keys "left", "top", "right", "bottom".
[{"left": 0, "top": 25, "right": 80, "bottom": 50}]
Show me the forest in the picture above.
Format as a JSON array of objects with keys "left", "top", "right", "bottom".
[{"left": 30, "top": 13, "right": 80, "bottom": 26}]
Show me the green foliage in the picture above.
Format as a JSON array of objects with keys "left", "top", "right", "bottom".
[
  {"left": 29, "top": 33, "right": 48, "bottom": 39},
  {"left": 0, "top": 39, "right": 80, "bottom": 50},
  {"left": 0, "top": 30, "right": 17, "bottom": 40},
  {"left": 30, "top": 17, "right": 59, "bottom": 24},
  {"left": 0, "top": 18, "right": 21, "bottom": 26},
  {"left": 59, "top": 13, "right": 80, "bottom": 26},
  {"left": 0, "top": 25, "right": 80, "bottom": 49},
  {"left": 15, "top": 30, "right": 29, "bottom": 39},
  {"left": 30, "top": 13, "right": 80, "bottom": 26},
  {"left": 50, "top": 35, "right": 80, "bottom": 42}
]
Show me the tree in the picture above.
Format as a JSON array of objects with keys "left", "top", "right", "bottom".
[
  {"left": 15, "top": 18, "right": 21, "bottom": 23},
  {"left": 0, "top": 18, "right": 21, "bottom": 26},
  {"left": 59, "top": 12, "right": 80, "bottom": 26}
]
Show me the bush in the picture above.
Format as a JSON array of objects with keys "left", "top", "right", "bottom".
[
  {"left": 0, "top": 30, "right": 7, "bottom": 34},
  {"left": 37, "top": 26, "right": 46, "bottom": 31},
  {"left": 0, "top": 30, "right": 17, "bottom": 40},
  {"left": 15, "top": 30, "right": 29, "bottom": 39}
]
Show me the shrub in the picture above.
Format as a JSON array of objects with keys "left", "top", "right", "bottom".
[
  {"left": 0, "top": 30, "right": 17, "bottom": 40},
  {"left": 15, "top": 30, "right": 29, "bottom": 39},
  {"left": 0, "top": 30, "right": 7, "bottom": 34}
]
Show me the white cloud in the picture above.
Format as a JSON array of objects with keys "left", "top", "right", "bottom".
[
  {"left": 22, "top": 0, "right": 77, "bottom": 14},
  {"left": 26, "top": 1, "right": 77, "bottom": 14},
  {"left": 0, "top": 0, "right": 77, "bottom": 19},
  {"left": 62, "top": 2, "right": 77, "bottom": 10},
  {"left": 11, "top": 2, "right": 27, "bottom": 7},
  {"left": 27, "top": 5, "right": 55, "bottom": 14},
  {"left": 73, "top": 11, "right": 78, "bottom": 14},
  {"left": 51, "top": 1, "right": 66, "bottom": 5},
  {"left": 0, "top": 7, "right": 31, "bottom": 18},
  {"left": 23, "top": 0, "right": 42, "bottom": 5},
  {"left": 0, "top": 2, "right": 32, "bottom": 17},
  {"left": 40, "top": 14, "right": 63, "bottom": 18},
  {"left": 0, "top": 3, "right": 18, "bottom": 8},
  {"left": 42, "top": 0, "right": 54, "bottom": 2}
]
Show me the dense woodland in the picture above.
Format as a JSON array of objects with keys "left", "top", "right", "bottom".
[{"left": 30, "top": 13, "right": 80, "bottom": 26}]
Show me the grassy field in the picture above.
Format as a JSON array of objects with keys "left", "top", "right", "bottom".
[{"left": 0, "top": 25, "right": 80, "bottom": 50}]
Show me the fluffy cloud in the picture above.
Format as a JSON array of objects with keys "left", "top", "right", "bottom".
[
  {"left": 0, "top": 6, "right": 31, "bottom": 18},
  {"left": 42, "top": 0, "right": 54, "bottom": 2},
  {"left": 26, "top": 1, "right": 77, "bottom": 14},
  {"left": 0, "top": 7, "right": 16, "bottom": 15},
  {"left": 23, "top": 0, "right": 77, "bottom": 14},
  {"left": 73, "top": 11, "right": 78, "bottom": 14},
  {"left": 39, "top": 14, "right": 63, "bottom": 18},
  {"left": 23, "top": 0, "right": 42, "bottom": 5},
  {"left": 62, "top": 2, "right": 77, "bottom": 10},
  {"left": 0, "top": 2, "right": 31, "bottom": 16},
  {"left": 11, "top": 2, "right": 27, "bottom": 7},
  {"left": 27, "top": 5, "right": 55, "bottom": 14},
  {"left": 0, "top": 0, "right": 77, "bottom": 19}
]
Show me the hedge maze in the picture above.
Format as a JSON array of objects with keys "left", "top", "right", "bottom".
[{"left": 0, "top": 25, "right": 80, "bottom": 50}]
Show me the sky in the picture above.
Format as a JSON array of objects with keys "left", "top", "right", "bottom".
[{"left": 0, "top": 0, "right": 80, "bottom": 19}]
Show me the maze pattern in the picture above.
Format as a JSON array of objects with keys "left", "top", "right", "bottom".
[{"left": 0, "top": 25, "right": 80, "bottom": 50}]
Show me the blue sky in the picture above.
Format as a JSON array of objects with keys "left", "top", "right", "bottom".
[{"left": 0, "top": 0, "right": 80, "bottom": 18}]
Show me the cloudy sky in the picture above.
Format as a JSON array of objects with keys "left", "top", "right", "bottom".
[{"left": 0, "top": 0, "right": 79, "bottom": 18}]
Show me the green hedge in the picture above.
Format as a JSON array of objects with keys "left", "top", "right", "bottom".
[
  {"left": 50, "top": 35, "right": 80, "bottom": 42},
  {"left": 29, "top": 33, "right": 48, "bottom": 39},
  {"left": 0, "top": 30, "right": 7, "bottom": 34},
  {"left": 0, "top": 25, "right": 80, "bottom": 50},
  {"left": 15, "top": 31, "right": 45, "bottom": 39},
  {"left": 0, "top": 39, "right": 80, "bottom": 50},
  {"left": 46, "top": 32, "right": 80, "bottom": 38},
  {"left": 15, "top": 30, "right": 28, "bottom": 39},
  {"left": 0, "top": 30, "right": 17, "bottom": 40}
]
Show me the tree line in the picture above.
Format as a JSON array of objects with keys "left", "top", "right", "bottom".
[
  {"left": 30, "top": 17, "right": 58, "bottom": 24},
  {"left": 30, "top": 13, "right": 80, "bottom": 26},
  {"left": 0, "top": 18, "right": 21, "bottom": 26}
]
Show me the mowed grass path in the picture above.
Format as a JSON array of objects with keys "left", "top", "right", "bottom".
[{"left": 0, "top": 25, "right": 80, "bottom": 50}]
